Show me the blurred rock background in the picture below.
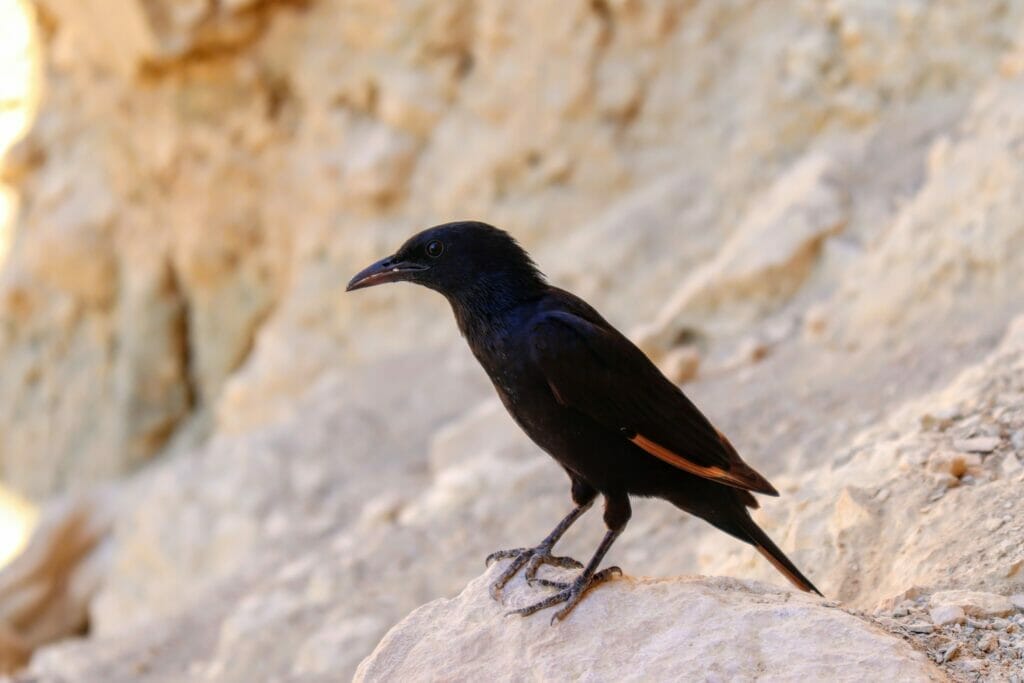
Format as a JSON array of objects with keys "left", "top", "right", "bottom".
[{"left": 0, "top": 0, "right": 1021, "bottom": 680}]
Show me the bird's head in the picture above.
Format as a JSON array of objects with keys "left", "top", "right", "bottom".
[{"left": 346, "top": 221, "right": 545, "bottom": 301}]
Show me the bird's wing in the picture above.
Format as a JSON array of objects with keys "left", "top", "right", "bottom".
[{"left": 529, "top": 310, "right": 777, "bottom": 496}]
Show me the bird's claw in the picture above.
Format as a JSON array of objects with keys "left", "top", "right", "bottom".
[
  {"left": 527, "top": 577, "right": 570, "bottom": 590},
  {"left": 507, "top": 565, "right": 622, "bottom": 624},
  {"left": 525, "top": 552, "right": 582, "bottom": 583},
  {"left": 485, "top": 545, "right": 583, "bottom": 602},
  {"left": 485, "top": 548, "right": 527, "bottom": 566}
]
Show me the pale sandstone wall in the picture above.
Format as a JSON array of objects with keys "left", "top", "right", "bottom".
[
  {"left": 0, "top": 1, "right": 1023, "bottom": 680},
  {"left": 3, "top": 0, "right": 1020, "bottom": 495}
]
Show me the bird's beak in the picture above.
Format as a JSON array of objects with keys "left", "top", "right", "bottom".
[{"left": 345, "top": 255, "right": 428, "bottom": 292}]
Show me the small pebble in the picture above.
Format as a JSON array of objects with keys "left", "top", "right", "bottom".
[
  {"left": 930, "top": 605, "right": 966, "bottom": 626},
  {"left": 978, "top": 633, "right": 998, "bottom": 652},
  {"left": 1011, "top": 429, "right": 1024, "bottom": 451},
  {"left": 957, "top": 414, "right": 981, "bottom": 430},
  {"left": 930, "top": 590, "right": 1015, "bottom": 618},
  {"left": 907, "top": 622, "right": 934, "bottom": 634},
  {"left": 954, "top": 436, "right": 1001, "bottom": 453},
  {"left": 957, "top": 658, "right": 983, "bottom": 673},
  {"left": 874, "top": 616, "right": 900, "bottom": 630},
  {"left": 984, "top": 517, "right": 1005, "bottom": 533},
  {"left": 931, "top": 407, "right": 961, "bottom": 422}
]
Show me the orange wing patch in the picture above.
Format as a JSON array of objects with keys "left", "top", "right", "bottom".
[{"left": 628, "top": 433, "right": 761, "bottom": 492}]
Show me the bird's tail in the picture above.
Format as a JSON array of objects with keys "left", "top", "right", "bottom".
[
  {"left": 665, "top": 487, "right": 822, "bottom": 595},
  {"left": 683, "top": 495, "right": 822, "bottom": 596},
  {"left": 733, "top": 512, "right": 821, "bottom": 596}
]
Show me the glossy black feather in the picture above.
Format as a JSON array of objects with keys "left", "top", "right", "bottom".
[{"left": 527, "top": 293, "right": 777, "bottom": 494}]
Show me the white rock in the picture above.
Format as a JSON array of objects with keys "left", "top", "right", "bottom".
[
  {"left": 929, "top": 604, "right": 966, "bottom": 627},
  {"left": 953, "top": 437, "right": 1002, "bottom": 453},
  {"left": 956, "top": 658, "right": 984, "bottom": 673},
  {"left": 920, "top": 406, "right": 961, "bottom": 429},
  {"left": 929, "top": 590, "right": 1016, "bottom": 618},
  {"left": 355, "top": 569, "right": 942, "bottom": 682}
]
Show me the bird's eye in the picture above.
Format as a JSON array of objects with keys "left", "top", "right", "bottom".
[{"left": 425, "top": 240, "right": 444, "bottom": 258}]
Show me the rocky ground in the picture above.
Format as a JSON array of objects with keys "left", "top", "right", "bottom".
[
  {"left": 873, "top": 590, "right": 1024, "bottom": 682},
  {"left": 356, "top": 569, "right": 946, "bottom": 682},
  {"left": 0, "top": 0, "right": 1022, "bottom": 681}
]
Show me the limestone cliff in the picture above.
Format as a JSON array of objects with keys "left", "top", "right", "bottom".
[{"left": 0, "top": 0, "right": 1022, "bottom": 681}]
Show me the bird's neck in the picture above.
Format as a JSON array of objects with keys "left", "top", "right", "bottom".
[{"left": 447, "top": 273, "right": 545, "bottom": 343}]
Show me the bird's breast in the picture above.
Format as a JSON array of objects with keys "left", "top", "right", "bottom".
[
  {"left": 490, "top": 363, "right": 584, "bottom": 451},
  {"left": 465, "top": 321, "right": 607, "bottom": 471}
]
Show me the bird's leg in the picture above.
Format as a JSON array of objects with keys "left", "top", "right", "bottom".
[
  {"left": 508, "top": 494, "right": 630, "bottom": 624},
  {"left": 485, "top": 477, "right": 596, "bottom": 601},
  {"left": 485, "top": 500, "right": 592, "bottom": 600}
]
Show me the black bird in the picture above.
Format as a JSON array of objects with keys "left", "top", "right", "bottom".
[{"left": 347, "top": 221, "right": 820, "bottom": 622}]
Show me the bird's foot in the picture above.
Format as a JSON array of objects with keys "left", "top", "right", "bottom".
[
  {"left": 485, "top": 545, "right": 583, "bottom": 601},
  {"left": 506, "top": 565, "right": 622, "bottom": 624}
]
